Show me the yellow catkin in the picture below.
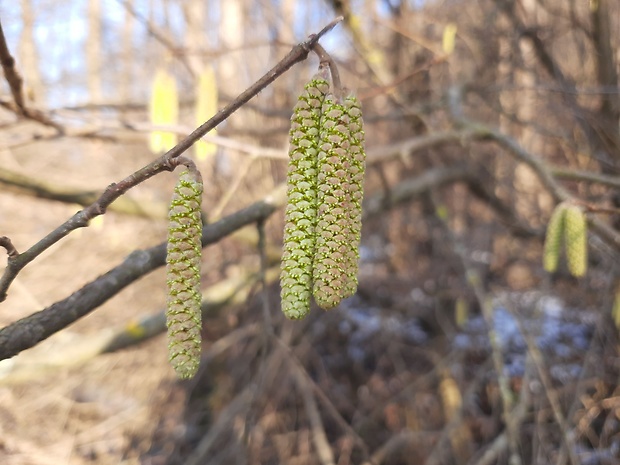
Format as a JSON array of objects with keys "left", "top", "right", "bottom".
[
  {"left": 341, "top": 94, "right": 366, "bottom": 300},
  {"left": 149, "top": 69, "right": 179, "bottom": 153},
  {"left": 166, "top": 168, "right": 203, "bottom": 378},
  {"left": 543, "top": 203, "right": 567, "bottom": 273},
  {"left": 280, "top": 71, "right": 330, "bottom": 319},
  {"left": 195, "top": 65, "right": 218, "bottom": 160},
  {"left": 613, "top": 286, "right": 620, "bottom": 329},
  {"left": 563, "top": 204, "right": 588, "bottom": 277},
  {"left": 312, "top": 94, "right": 351, "bottom": 309}
]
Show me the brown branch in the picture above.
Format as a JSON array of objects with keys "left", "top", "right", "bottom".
[
  {"left": 0, "top": 236, "right": 18, "bottom": 259},
  {"left": 0, "top": 17, "right": 343, "bottom": 303},
  {"left": 115, "top": 0, "right": 197, "bottom": 78},
  {"left": 0, "top": 21, "right": 25, "bottom": 112},
  {"left": 0, "top": 185, "right": 287, "bottom": 361},
  {"left": 447, "top": 85, "right": 620, "bottom": 254},
  {"left": 0, "top": 158, "right": 535, "bottom": 362},
  {"left": 0, "top": 19, "right": 63, "bottom": 131},
  {"left": 0, "top": 166, "right": 168, "bottom": 219}
]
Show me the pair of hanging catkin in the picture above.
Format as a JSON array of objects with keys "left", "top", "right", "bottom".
[
  {"left": 281, "top": 69, "right": 366, "bottom": 319},
  {"left": 543, "top": 201, "right": 588, "bottom": 277}
]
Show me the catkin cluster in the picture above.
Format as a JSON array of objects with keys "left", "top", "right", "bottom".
[
  {"left": 281, "top": 70, "right": 366, "bottom": 318},
  {"left": 543, "top": 201, "right": 588, "bottom": 277},
  {"left": 166, "top": 168, "right": 204, "bottom": 379}
]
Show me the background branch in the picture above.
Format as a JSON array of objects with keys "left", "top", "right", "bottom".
[{"left": 0, "top": 185, "right": 286, "bottom": 361}]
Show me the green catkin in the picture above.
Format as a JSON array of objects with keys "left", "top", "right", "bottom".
[
  {"left": 543, "top": 203, "right": 566, "bottom": 273},
  {"left": 341, "top": 94, "right": 366, "bottom": 299},
  {"left": 280, "top": 72, "right": 330, "bottom": 319},
  {"left": 312, "top": 94, "right": 352, "bottom": 309},
  {"left": 563, "top": 204, "right": 588, "bottom": 277},
  {"left": 166, "top": 168, "right": 203, "bottom": 379}
]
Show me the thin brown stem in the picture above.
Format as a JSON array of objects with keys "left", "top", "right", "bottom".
[
  {"left": 0, "top": 21, "right": 25, "bottom": 112},
  {"left": 0, "top": 236, "right": 19, "bottom": 259},
  {"left": 0, "top": 19, "right": 63, "bottom": 131},
  {"left": 312, "top": 43, "right": 343, "bottom": 99}
]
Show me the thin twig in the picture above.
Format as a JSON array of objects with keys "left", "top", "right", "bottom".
[
  {"left": 502, "top": 299, "right": 580, "bottom": 465},
  {"left": 312, "top": 43, "right": 343, "bottom": 99},
  {"left": 0, "top": 236, "right": 19, "bottom": 259},
  {"left": 447, "top": 85, "right": 620, "bottom": 253},
  {"left": 0, "top": 17, "right": 343, "bottom": 303},
  {"left": 273, "top": 336, "right": 371, "bottom": 459},
  {"left": 0, "top": 19, "right": 63, "bottom": 131},
  {"left": 257, "top": 219, "right": 273, "bottom": 333},
  {"left": 292, "top": 360, "right": 336, "bottom": 465},
  {"left": 0, "top": 159, "right": 542, "bottom": 361},
  {"left": 430, "top": 199, "right": 522, "bottom": 465},
  {"left": 0, "top": 21, "right": 25, "bottom": 112},
  {"left": 115, "top": 0, "right": 196, "bottom": 77}
]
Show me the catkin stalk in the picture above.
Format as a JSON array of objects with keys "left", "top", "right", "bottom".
[{"left": 166, "top": 168, "right": 203, "bottom": 379}]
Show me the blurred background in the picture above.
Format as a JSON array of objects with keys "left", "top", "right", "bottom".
[{"left": 0, "top": 0, "right": 619, "bottom": 464}]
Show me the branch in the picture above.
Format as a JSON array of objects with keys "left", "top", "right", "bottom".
[
  {"left": 0, "top": 20, "right": 25, "bottom": 112},
  {"left": 0, "top": 160, "right": 535, "bottom": 361},
  {"left": 0, "top": 19, "right": 63, "bottom": 131},
  {"left": 0, "top": 166, "right": 168, "bottom": 219},
  {"left": 0, "top": 17, "right": 343, "bottom": 303},
  {"left": 0, "top": 185, "right": 286, "bottom": 361},
  {"left": 447, "top": 85, "right": 620, "bottom": 254},
  {"left": 0, "top": 236, "right": 18, "bottom": 259}
]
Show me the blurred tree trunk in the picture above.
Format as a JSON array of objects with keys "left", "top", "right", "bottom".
[
  {"left": 512, "top": 0, "right": 553, "bottom": 224},
  {"left": 18, "top": 0, "right": 44, "bottom": 105},
  {"left": 219, "top": 0, "right": 244, "bottom": 96},
  {"left": 87, "top": 0, "right": 103, "bottom": 103},
  {"left": 589, "top": 0, "right": 620, "bottom": 228},
  {"left": 217, "top": 0, "right": 245, "bottom": 178},
  {"left": 182, "top": 0, "right": 206, "bottom": 76}
]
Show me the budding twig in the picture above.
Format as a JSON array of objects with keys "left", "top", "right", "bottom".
[
  {"left": 0, "top": 17, "right": 343, "bottom": 303},
  {"left": 0, "top": 236, "right": 18, "bottom": 259}
]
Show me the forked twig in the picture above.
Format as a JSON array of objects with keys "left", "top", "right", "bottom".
[
  {"left": 0, "top": 236, "right": 18, "bottom": 259},
  {"left": 0, "top": 21, "right": 25, "bottom": 113},
  {"left": 292, "top": 360, "right": 336, "bottom": 465},
  {"left": 0, "top": 19, "right": 63, "bottom": 130}
]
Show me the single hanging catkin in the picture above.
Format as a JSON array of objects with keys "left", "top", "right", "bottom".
[
  {"left": 166, "top": 168, "right": 203, "bottom": 379},
  {"left": 543, "top": 202, "right": 567, "bottom": 273},
  {"left": 149, "top": 69, "right": 179, "bottom": 153},
  {"left": 280, "top": 72, "right": 330, "bottom": 319},
  {"left": 341, "top": 93, "right": 366, "bottom": 299},
  {"left": 312, "top": 94, "right": 352, "bottom": 309},
  {"left": 563, "top": 204, "right": 588, "bottom": 277}
]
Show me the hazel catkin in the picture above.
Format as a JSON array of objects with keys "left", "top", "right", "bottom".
[
  {"left": 312, "top": 94, "right": 352, "bottom": 309},
  {"left": 341, "top": 93, "right": 366, "bottom": 299},
  {"left": 280, "top": 72, "right": 330, "bottom": 319},
  {"left": 166, "top": 168, "right": 203, "bottom": 379},
  {"left": 563, "top": 204, "right": 588, "bottom": 277},
  {"left": 543, "top": 203, "right": 566, "bottom": 273}
]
